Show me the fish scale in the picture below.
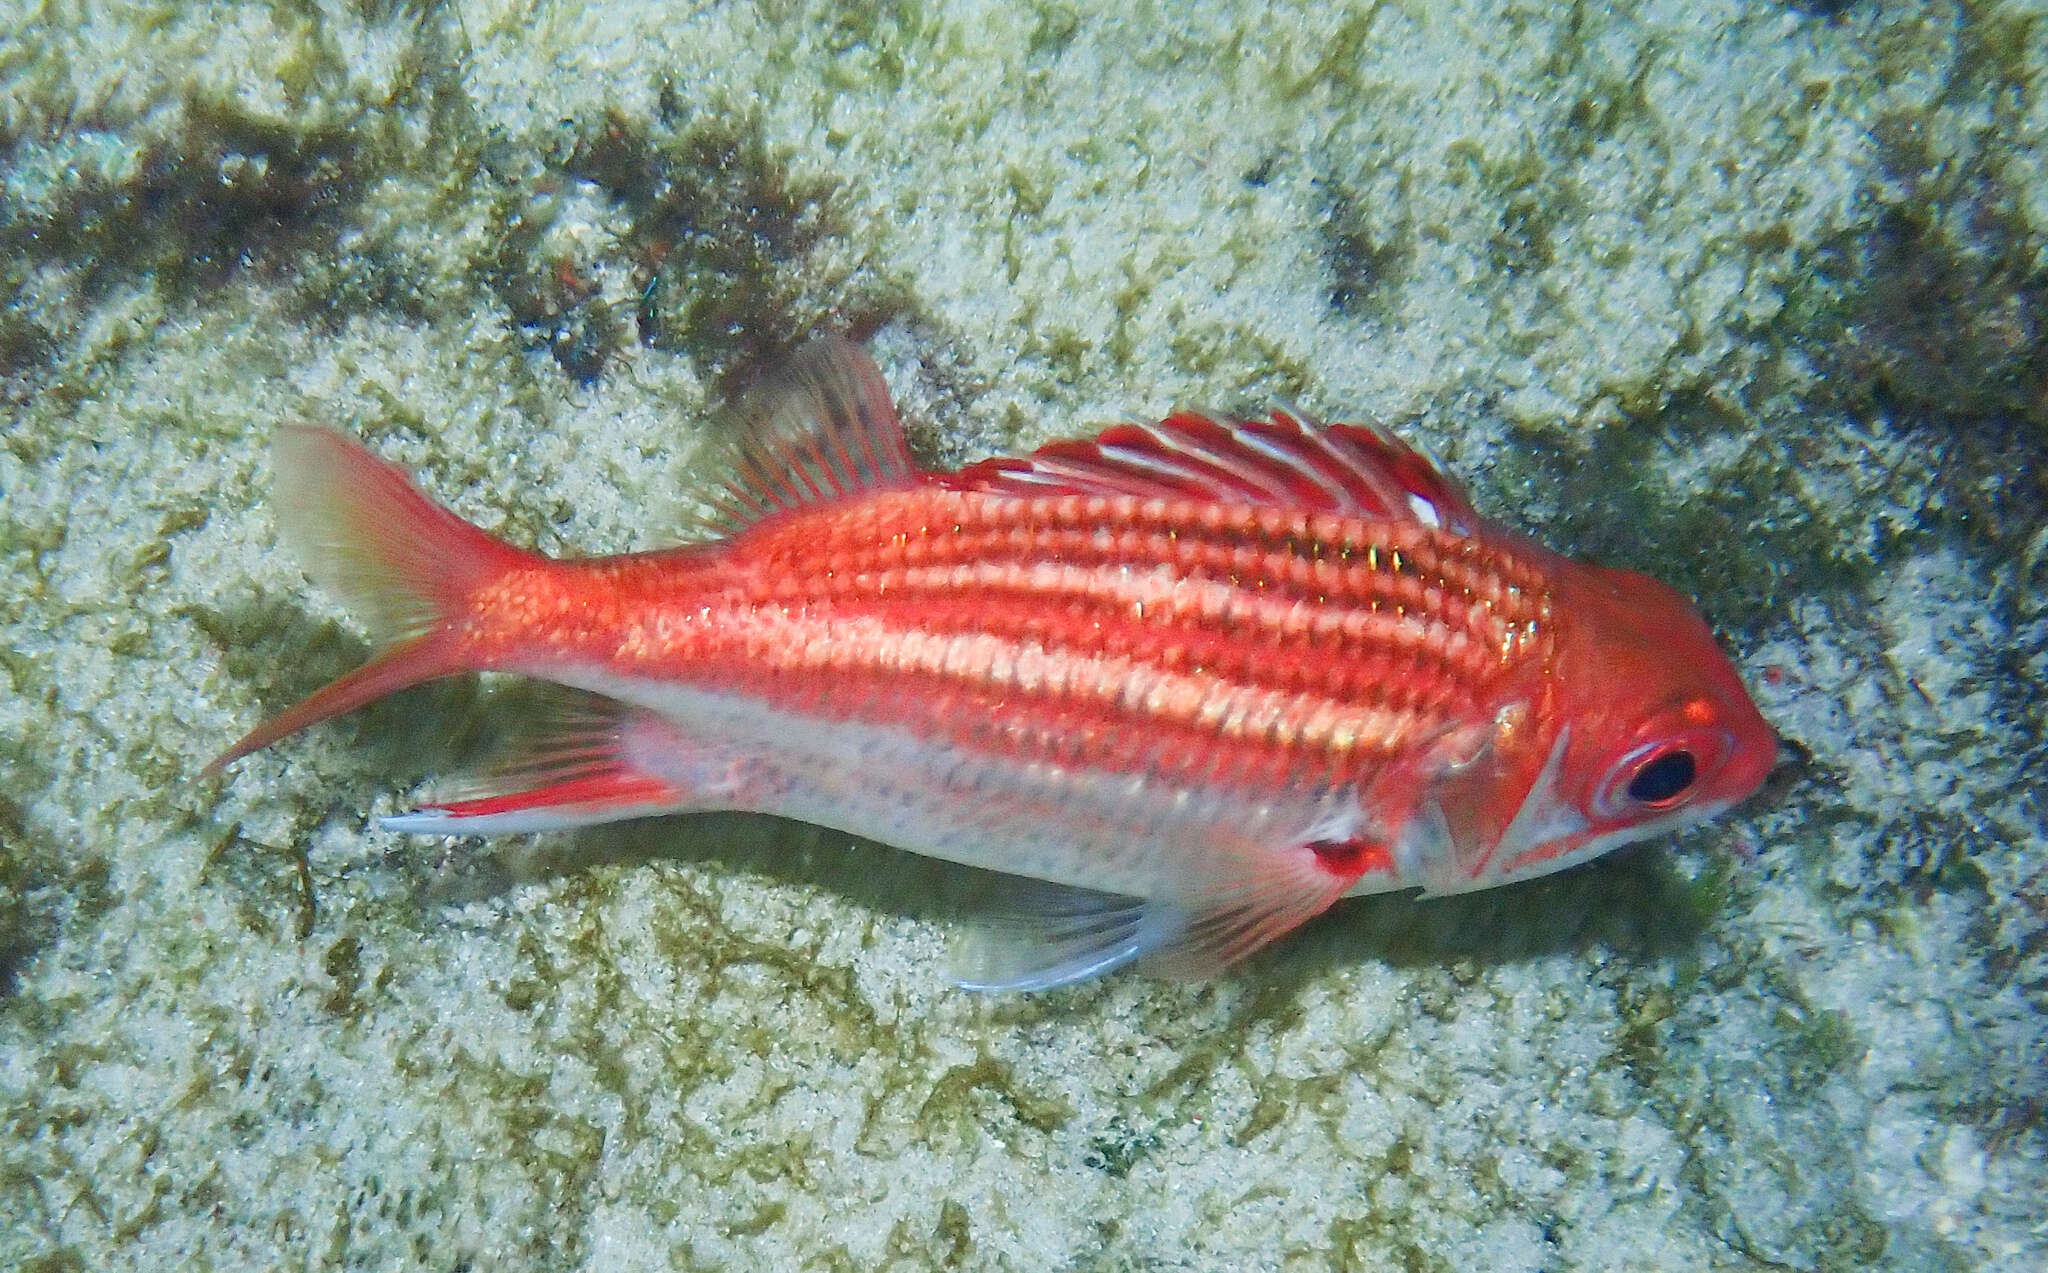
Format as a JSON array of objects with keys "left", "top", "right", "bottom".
[
  {"left": 208, "top": 335, "right": 1779, "bottom": 989},
  {"left": 741, "top": 508, "right": 1530, "bottom": 741},
  {"left": 746, "top": 496, "right": 1544, "bottom": 671},
  {"left": 524, "top": 566, "right": 1483, "bottom": 787}
]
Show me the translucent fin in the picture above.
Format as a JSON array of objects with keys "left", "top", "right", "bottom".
[
  {"left": 206, "top": 429, "right": 535, "bottom": 775},
  {"left": 952, "top": 884, "right": 1182, "bottom": 992},
  {"left": 1139, "top": 839, "right": 1368, "bottom": 981},
  {"left": 382, "top": 691, "right": 751, "bottom": 836},
  {"left": 382, "top": 771, "right": 687, "bottom": 836},
  {"left": 271, "top": 426, "right": 534, "bottom": 644},
  {"left": 949, "top": 409, "right": 1479, "bottom": 534},
  {"left": 955, "top": 837, "right": 1381, "bottom": 991},
  {"left": 692, "top": 335, "right": 917, "bottom": 537}
]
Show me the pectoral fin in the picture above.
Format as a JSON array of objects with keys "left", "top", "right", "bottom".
[
  {"left": 952, "top": 885, "right": 1178, "bottom": 992},
  {"left": 953, "top": 835, "right": 1386, "bottom": 992}
]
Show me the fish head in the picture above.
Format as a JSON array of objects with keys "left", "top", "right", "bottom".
[{"left": 1410, "top": 558, "right": 1777, "bottom": 894}]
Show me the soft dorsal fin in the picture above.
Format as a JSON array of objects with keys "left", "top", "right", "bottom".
[
  {"left": 948, "top": 409, "right": 1479, "bottom": 534},
  {"left": 694, "top": 336, "right": 917, "bottom": 536}
]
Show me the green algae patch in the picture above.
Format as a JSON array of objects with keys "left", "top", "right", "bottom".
[
  {"left": 446, "top": 92, "right": 913, "bottom": 395},
  {"left": 1758, "top": 9, "right": 2048, "bottom": 571},
  {"left": 1083, "top": 1117, "right": 1161, "bottom": 1177},
  {"left": 1, "top": 97, "right": 386, "bottom": 302},
  {"left": 915, "top": 1052, "right": 1072, "bottom": 1139},
  {"left": 3, "top": 44, "right": 897, "bottom": 404},
  {"left": 0, "top": 794, "right": 114, "bottom": 1002},
  {"left": 1320, "top": 175, "right": 1417, "bottom": 323},
  {"left": 558, "top": 101, "right": 889, "bottom": 391}
]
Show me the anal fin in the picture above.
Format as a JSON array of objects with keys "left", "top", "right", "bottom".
[
  {"left": 381, "top": 769, "right": 687, "bottom": 836},
  {"left": 381, "top": 690, "right": 752, "bottom": 836}
]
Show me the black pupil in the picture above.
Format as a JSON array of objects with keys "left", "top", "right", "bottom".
[{"left": 1626, "top": 750, "right": 1697, "bottom": 803}]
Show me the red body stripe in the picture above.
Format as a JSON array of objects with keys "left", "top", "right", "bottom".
[
  {"left": 452, "top": 487, "right": 1561, "bottom": 793},
  {"left": 428, "top": 772, "right": 678, "bottom": 820}
]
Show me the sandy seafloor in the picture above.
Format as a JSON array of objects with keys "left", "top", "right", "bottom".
[{"left": 3, "top": 0, "right": 2046, "bottom": 1269}]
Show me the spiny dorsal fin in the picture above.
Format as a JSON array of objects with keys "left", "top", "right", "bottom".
[
  {"left": 948, "top": 409, "right": 1479, "bottom": 534},
  {"left": 694, "top": 336, "right": 916, "bottom": 537}
]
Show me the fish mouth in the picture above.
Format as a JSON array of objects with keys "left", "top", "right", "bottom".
[{"left": 1506, "top": 798, "right": 1734, "bottom": 885}]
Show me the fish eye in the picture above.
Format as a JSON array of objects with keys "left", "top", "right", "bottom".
[
  {"left": 1625, "top": 749, "right": 1696, "bottom": 805},
  {"left": 1591, "top": 725, "right": 1735, "bottom": 822}
]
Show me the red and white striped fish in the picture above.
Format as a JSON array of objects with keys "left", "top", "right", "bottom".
[{"left": 209, "top": 338, "right": 1778, "bottom": 988}]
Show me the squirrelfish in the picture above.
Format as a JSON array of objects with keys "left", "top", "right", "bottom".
[{"left": 209, "top": 337, "right": 1777, "bottom": 988}]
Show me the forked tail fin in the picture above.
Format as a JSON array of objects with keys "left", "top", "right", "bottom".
[{"left": 203, "top": 427, "right": 540, "bottom": 776}]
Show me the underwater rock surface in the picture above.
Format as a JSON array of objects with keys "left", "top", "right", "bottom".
[{"left": 1, "top": 1, "right": 2042, "bottom": 1268}]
